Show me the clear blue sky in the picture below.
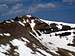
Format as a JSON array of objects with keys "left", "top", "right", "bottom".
[{"left": 0, "top": 0, "right": 75, "bottom": 23}]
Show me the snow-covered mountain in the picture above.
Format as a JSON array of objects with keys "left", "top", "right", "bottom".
[{"left": 0, "top": 15, "right": 75, "bottom": 56}]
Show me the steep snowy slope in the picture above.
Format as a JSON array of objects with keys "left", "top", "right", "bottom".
[{"left": 0, "top": 15, "right": 75, "bottom": 56}]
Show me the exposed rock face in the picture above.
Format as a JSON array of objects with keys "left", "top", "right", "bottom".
[{"left": 0, "top": 15, "right": 75, "bottom": 56}]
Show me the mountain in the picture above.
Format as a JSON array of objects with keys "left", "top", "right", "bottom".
[{"left": 0, "top": 15, "right": 75, "bottom": 56}]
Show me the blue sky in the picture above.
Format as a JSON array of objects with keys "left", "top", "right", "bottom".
[{"left": 0, "top": 0, "right": 75, "bottom": 23}]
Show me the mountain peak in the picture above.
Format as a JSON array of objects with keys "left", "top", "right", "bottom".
[{"left": 0, "top": 15, "right": 75, "bottom": 56}]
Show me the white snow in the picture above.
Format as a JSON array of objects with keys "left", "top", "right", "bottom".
[
  {"left": 1, "top": 44, "right": 10, "bottom": 50},
  {"left": 26, "top": 19, "right": 29, "bottom": 22},
  {"left": 56, "top": 24, "right": 62, "bottom": 29},
  {"left": 23, "top": 19, "right": 26, "bottom": 23},
  {"left": 0, "top": 52, "right": 5, "bottom": 56},
  {"left": 26, "top": 15, "right": 32, "bottom": 18},
  {"left": 10, "top": 39, "right": 34, "bottom": 56},
  {"left": 40, "top": 19, "right": 75, "bottom": 28},
  {"left": 0, "top": 33, "right": 3, "bottom": 36},
  {"left": 21, "top": 37, "right": 30, "bottom": 43},
  {"left": 37, "top": 48, "right": 52, "bottom": 56},
  {"left": 18, "top": 21, "right": 25, "bottom": 26},
  {"left": 29, "top": 20, "right": 36, "bottom": 30},
  {"left": 36, "top": 29, "right": 75, "bottom": 52},
  {"left": 0, "top": 44, "right": 10, "bottom": 56},
  {"left": 4, "top": 33, "right": 11, "bottom": 36},
  {"left": 10, "top": 39, "right": 46, "bottom": 56},
  {"left": 68, "top": 53, "right": 73, "bottom": 56},
  {"left": 5, "top": 21, "right": 11, "bottom": 23},
  {"left": 10, "top": 19, "right": 14, "bottom": 22},
  {"left": 0, "top": 33, "right": 11, "bottom": 36}
]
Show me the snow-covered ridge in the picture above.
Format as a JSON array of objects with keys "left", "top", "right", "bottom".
[
  {"left": 0, "top": 15, "right": 75, "bottom": 56},
  {"left": 40, "top": 19, "right": 75, "bottom": 28}
]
